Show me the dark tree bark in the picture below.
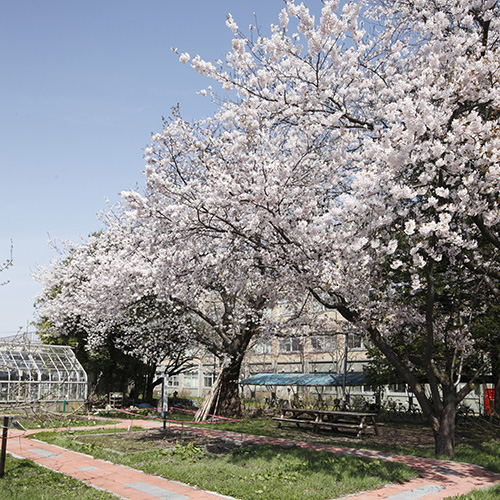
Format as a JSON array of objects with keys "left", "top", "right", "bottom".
[
  {"left": 429, "top": 389, "right": 457, "bottom": 457},
  {"left": 191, "top": 312, "right": 261, "bottom": 420},
  {"left": 214, "top": 354, "right": 245, "bottom": 417}
]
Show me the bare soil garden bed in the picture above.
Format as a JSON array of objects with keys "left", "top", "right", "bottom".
[{"left": 72, "top": 428, "right": 246, "bottom": 455}]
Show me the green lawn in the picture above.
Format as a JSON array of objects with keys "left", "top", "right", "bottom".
[
  {"left": 198, "top": 416, "right": 500, "bottom": 473},
  {"left": 197, "top": 417, "right": 500, "bottom": 499},
  {"left": 0, "top": 457, "right": 118, "bottom": 500},
  {"left": 6, "top": 413, "right": 500, "bottom": 500},
  {"left": 451, "top": 484, "right": 500, "bottom": 500},
  {"left": 31, "top": 429, "right": 415, "bottom": 500},
  {"left": 7, "top": 413, "right": 118, "bottom": 431}
]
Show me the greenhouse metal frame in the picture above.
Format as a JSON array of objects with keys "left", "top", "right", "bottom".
[{"left": 0, "top": 342, "right": 88, "bottom": 403}]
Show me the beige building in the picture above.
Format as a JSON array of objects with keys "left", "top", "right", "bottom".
[
  {"left": 160, "top": 303, "right": 489, "bottom": 415},
  {"left": 164, "top": 311, "right": 377, "bottom": 410}
]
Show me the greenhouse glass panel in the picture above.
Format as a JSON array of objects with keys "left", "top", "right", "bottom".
[{"left": 0, "top": 342, "right": 88, "bottom": 403}]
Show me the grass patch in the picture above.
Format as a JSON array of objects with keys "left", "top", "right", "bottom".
[
  {"left": 451, "top": 484, "right": 500, "bottom": 499},
  {"left": 34, "top": 429, "right": 415, "bottom": 500},
  {"left": 451, "top": 437, "right": 500, "bottom": 474},
  {"left": 138, "top": 444, "right": 413, "bottom": 500},
  {"left": 18, "top": 414, "right": 500, "bottom": 499},
  {"left": 196, "top": 416, "right": 500, "bottom": 473},
  {"left": 0, "top": 456, "right": 118, "bottom": 500},
  {"left": 7, "top": 413, "right": 117, "bottom": 431}
]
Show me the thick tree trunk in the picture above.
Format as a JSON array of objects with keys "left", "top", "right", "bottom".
[
  {"left": 429, "top": 393, "right": 457, "bottom": 458},
  {"left": 195, "top": 355, "right": 244, "bottom": 421},
  {"left": 215, "top": 362, "right": 242, "bottom": 417},
  {"left": 208, "top": 315, "right": 260, "bottom": 418},
  {"left": 191, "top": 298, "right": 263, "bottom": 420}
]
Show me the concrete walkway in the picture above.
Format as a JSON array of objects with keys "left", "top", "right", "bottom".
[{"left": 6, "top": 418, "right": 500, "bottom": 500}]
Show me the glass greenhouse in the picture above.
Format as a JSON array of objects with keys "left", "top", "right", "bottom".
[{"left": 0, "top": 342, "right": 88, "bottom": 403}]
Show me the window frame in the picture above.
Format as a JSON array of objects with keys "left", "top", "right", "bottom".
[{"left": 279, "top": 337, "right": 304, "bottom": 354}]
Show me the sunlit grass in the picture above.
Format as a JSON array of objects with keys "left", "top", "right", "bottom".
[
  {"left": 0, "top": 457, "right": 118, "bottom": 500},
  {"left": 450, "top": 484, "right": 500, "bottom": 500},
  {"left": 14, "top": 413, "right": 500, "bottom": 500},
  {"left": 35, "top": 430, "right": 415, "bottom": 500},
  {"left": 196, "top": 416, "right": 500, "bottom": 473}
]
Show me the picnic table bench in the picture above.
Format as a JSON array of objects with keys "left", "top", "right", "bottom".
[{"left": 272, "top": 407, "right": 379, "bottom": 438}]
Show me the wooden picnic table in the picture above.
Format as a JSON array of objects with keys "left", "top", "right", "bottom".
[{"left": 272, "top": 407, "right": 379, "bottom": 438}]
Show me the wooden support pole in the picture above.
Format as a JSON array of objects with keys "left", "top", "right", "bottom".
[{"left": 0, "top": 416, "right": 10, "bottom": 478}]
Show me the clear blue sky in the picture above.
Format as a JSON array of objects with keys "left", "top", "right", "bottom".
[{"left": 0, "top": 0, "right": 299, "bottom": 337}]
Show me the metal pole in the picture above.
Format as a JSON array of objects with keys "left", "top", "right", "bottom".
[
  {"left": 162, "top": 375, "right": 168, "bottom": 431},
  {"left": 0, "top": 416, "right": 10, "bottom": 478},
  {"left": 342, "top": 331, "right": 349, "bottom": 411}
]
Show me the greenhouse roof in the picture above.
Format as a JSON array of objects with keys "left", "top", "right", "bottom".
[
  {"left": 240, "top": 372, "right": 370, "bottom": 387},
  {"left": 0, "top": 342, "right": 88, "bottom": 402}
]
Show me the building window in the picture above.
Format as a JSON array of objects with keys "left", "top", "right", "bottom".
[
  {"left": 347, "top": 333, "right": 365, "bottom": 350},
  {"left": 310, "top": 334, "right": 337, "bottom": 353},
  {"left": 310, "top": 336, "right": 324, "bottom": 352},
  {"left": 389, "top": 383, "right": 407, "bottom": 394},
  {"left": 203, "top": 372, "right": 216, "bottom": 388},
  {"left": 279, "top": 338, "right": 303, "bottom": 353},
  {"left": 167, "top": 375, "right": 179, "bottom": 387},
  {"left": 253, "top": 340, "right": 272, "bottom": 355},
  {"left": 310, "top": 361, "right": 338, "bottom": 373},
  {"left": 354, "top": 385, "right": 375, "bottom": 393},
  {"left": 183, "top": 371, "right": 199, "bottom": 388}
]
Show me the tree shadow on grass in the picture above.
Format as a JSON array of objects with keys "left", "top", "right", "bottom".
[{"left": 227, "top": 443, "right": 415, "bottom": 484}]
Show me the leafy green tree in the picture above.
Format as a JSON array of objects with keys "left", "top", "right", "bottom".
[{"left": 37, "top": 301, "right": 198, "bottom": 404}]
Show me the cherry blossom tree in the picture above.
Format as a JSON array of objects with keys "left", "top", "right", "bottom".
[
  {"left": 119, "top": 184, "right": 284, "bottom": 417},
  {"left": 36, "top": 228, "right": 199, "bottom": 400},
  {"left": 149, "top": 0, "right": 499, "bottom": 456},
  {"left": 36, "top": 199, "right": 282, "bottom": 416},
  {"left": 36, "top": 0, "right": 499, "bottom": 455}
]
